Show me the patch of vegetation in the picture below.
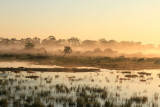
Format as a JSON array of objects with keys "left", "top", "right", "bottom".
[
  {"left": 0, "top": 99, "right": 8, "bottom": 107},
  {"left": 1, "top": 54, "right": 160, "bottom": 70}
]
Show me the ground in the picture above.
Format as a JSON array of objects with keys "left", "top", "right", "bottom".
[{"left": 1, "top": 54, "right": 160, "bottom": 70}]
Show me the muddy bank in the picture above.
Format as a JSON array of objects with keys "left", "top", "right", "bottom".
[{"left": 0, "top": 67, "right": 100, "bottom": 72}]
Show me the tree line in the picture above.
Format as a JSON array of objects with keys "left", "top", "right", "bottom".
[
  {"left": 0, "top": 36, "right": 160, "bottom": 57},
  {"left": 0, "top": 36, "right": 154, "bottom": 49}
]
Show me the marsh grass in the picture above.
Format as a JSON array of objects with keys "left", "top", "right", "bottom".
[{"left": 0, "top": 69, "right": 159, "bottom": 107}]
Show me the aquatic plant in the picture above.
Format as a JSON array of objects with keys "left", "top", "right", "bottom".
[{"left": 0, "top": 99, "right": 8, "bottom": 107}]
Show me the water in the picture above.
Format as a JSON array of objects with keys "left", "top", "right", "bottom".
[
  {"left": 0, "top": 61, "right": 61, "bottom": 68},
  {"left": 0, "top": 61, "right": 160, "bottom": 107}
]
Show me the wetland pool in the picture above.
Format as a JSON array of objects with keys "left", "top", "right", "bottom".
[{"left": 0, "top": 61, "right": 160, "bottom": 107}]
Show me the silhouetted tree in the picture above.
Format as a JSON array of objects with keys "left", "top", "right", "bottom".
[
  {"left": 25, "top": 42, "right": 35, "bottom": 50},
  {"left": 25, "top": 38, "right": 32, "bottom": 43},
  {"left": 11, "top": 38, "right": 17, "bottom": 44},
  {"left": 56, "top": 39, "right": 66, "bottom": 46},
  {"left": 82, "top": 40, "right": 96, "bottom": 46},
  {"left": 1, "top": 38, "right": 10, "bottom": 45},
  {"left": 63, "top": 46, "right": 72, "bottom": 57},
  {"left": 48, "top": 36, "right": 56, "bottom": 40},
  {"left": 99, "top": 38, "right": 107, "bottom": 44},
  {"left": 68, "top": 37, "right": 80, "bottom": 45},
  {"left": 42, "top": 36, "right": 56, "bottom": 45},
  {"left": 33, "top": 37, "right": 41, "bottom": 44}
]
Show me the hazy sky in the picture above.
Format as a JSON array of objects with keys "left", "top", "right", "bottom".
[{"left": 1, "top": 0, "right": 160, "bottom": 45}]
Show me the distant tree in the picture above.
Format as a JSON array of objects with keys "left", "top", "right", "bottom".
[
  {"left": 42, "top": 36, "right": 56, "bottom": 45},
  {"left": 137, "top": 58, "right": 145, "bottom": 62},
  {"left": 25, "top": 38, "right": 32, "bottom": 43},
  {"left": 56, "top": 39, "right": 66, "bottom": 46},
  {"left": 33, "top": 37, "right": 41, "bottom": 44},
  {"left": 11, "top": 38, "right": 17, "bottom": 44},
  {"left": 82, "top": 40, "right": 96, "bottom": 46},
  {"left": 19, "top": 38, "right": 26, "bottom": 44},
  {"left": 108, "top": 40, "right": 117, "bottom": 43},
  {"left": 99, "top": 38, "right": 107, "bottom": 44},
  {"left": 48, "top": 36, "right": 56, "bottom": 40},
  {"left": 63, "top": 46, "right": 72, "bottom": 57},
  {"left": 1, "top": 38, "right": 10, "bottom": 45},
  {"left": 25, "top": 42, "right": 35, "bottom": 50},
  {"left": 68, "top": 37, "right": 80, "bottom": 45}
]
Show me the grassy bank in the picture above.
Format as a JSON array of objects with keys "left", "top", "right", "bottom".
[{"left": 1, "top": 54, "right": 160, "bottom": 70}]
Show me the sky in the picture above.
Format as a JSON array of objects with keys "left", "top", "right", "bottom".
[{"left": 0, "top": 0, "right": 160, "bottom": 45}]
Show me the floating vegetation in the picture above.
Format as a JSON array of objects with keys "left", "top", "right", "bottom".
[
  {"left": 119, "top": 78, "right": 130, "bottom": 81},
  {"left": 125, "top": 74, "right": 138, "bottom": 78},
  {"left": 140, "top": 79, "right": 146, "bottom": 82},
  {"left": 137, "top": 72, "right": 152, "bottom": 76},
  {"left": 25, "top": 75, "right": 39, "bottom": 79},
  {"left": 121, "top": 71, "right": 131, "bottom": 74}
]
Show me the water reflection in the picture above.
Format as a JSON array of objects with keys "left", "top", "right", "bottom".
[
  {"left": 0, "top": 61, "right": 160, "bottom": 106},
  {"left": 0, "top": 61, "right": 61, "bottom": 68}
]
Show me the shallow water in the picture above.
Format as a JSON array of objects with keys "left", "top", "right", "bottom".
[
  {"left": 0, "top": 61, "right": 61, "bottom": 68},
  {"left": 0, "top": 61, "right": 160, "bottom": 107}
]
